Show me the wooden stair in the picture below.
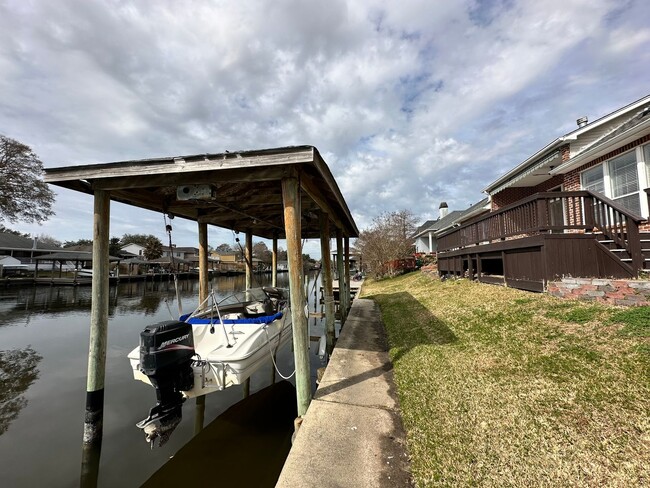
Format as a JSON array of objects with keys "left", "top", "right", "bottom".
[{"left": 597, "top": 232, "right": 650, "bottom": 271}]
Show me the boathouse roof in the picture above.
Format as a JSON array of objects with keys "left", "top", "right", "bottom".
[{"left": 44, "top": 145, "right": 358, "bottom": 240}]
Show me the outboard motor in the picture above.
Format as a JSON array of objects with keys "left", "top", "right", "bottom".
[{"left": 136, "top": 320, "right": 195, "bottom": 447}]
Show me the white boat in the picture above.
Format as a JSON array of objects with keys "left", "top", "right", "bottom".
[{"left": 127, "top": 286, "right": 293, "bottom": 446}]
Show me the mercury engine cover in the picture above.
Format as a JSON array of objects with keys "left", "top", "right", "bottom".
[{"left": 136, "top": 320, "right": 195, "bottom": 447}]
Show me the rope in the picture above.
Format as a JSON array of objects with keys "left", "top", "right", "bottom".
[{"left": 263, "top": 315, "right": 295, "bottom": 380}]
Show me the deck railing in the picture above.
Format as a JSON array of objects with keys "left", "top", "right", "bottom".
[{"left": 437, "top": 191, "right": 646, "bottom": 273}]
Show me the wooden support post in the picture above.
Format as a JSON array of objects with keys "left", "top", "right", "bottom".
[
  {"left": 245, "top": 230, "right": 253, "bottom": 291},
  {"left": 242, "top": 377, "right": 251, "bottom": 398},
  {"left": 195, "top": 222, "right": 209, "bottom": 433},
  {"left": 198, "top": 222, "right": 209, "bottom": 309},
  {"left": 282, "top": 176, "right": 310, "bottom": 417},
  {"left": 80, "top": 190, "right": 110, "bottom": 487},
  {"left": 272, "top": 235, "right": 278, "bottom": 288},
  {"left": 194, "top": 395, "right": 205, "bottom": 435},
  {"left": 336, "top": 229, "right": 345, "bottom": 326},
  {"left": 344, "top": 237, "right": 351, "bottom": 318},
  {"left": 319, "top": 213, "right": 335, "bottom": 356}
]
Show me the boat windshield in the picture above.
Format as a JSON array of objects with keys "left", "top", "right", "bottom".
[{"left": 218, "top": 288, "right": 268, "bottom": 306}]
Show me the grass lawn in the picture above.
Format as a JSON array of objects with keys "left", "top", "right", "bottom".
[{"left": 361, "top": 272, "right": 650, "bottom": 487}]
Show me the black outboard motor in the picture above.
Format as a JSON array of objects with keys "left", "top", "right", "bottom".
[{"left": 136, "top": 320, "right": 195, "bottom": 447}]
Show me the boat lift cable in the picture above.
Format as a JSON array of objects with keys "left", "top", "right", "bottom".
[{"left": 163, "top": 213, "right": 183, "bottom": 317}]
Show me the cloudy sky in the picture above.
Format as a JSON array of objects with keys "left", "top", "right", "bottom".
[{"left": 1, "top": 0, "right": 649, "bottom": 257}]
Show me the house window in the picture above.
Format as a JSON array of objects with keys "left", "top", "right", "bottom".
[
  {"left": 644, "top": 143, "right": 650, "bottom": 187},
  {"left": 581, "top": 165, "right": 604, "bottom": 193},
  {"left": 609, "top": 151, "right": 640, "bottom": 215},
  {"left": 580, "top": 148, "right": 643, "bottom": 216}
]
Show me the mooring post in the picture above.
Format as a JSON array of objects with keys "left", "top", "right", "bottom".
[
  {"left": 336, "top": 229, "right": 345, "bottom": 326},
  {"left": 195, "top": 222, "right": 209, "bottom": 433},
  {"left": 272, "top": 235, "right": 278, "bottom": 288},
  {"left": 282, "top": 176, "right": 310, "bottom": 417},
  {"left": 319, "top": 213, "right": 335, "bottom": 355},
  {"left": 80, "top": 190, "right": 110, "bottom": 487}
]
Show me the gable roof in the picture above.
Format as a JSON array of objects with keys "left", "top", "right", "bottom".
[
  {"left": 413, "top": 211, "right": 463, "bottom": 238},
  {"left": 484, "top": 94, "right": 650, "bottom": 195},
  {"left": 551, "top": 104, "right": 650, "bottom": 175},
  {"left": 0, "top": 232, "right": 61, "bottom": 250}
]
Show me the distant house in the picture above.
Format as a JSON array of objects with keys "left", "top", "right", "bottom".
[
  {"left": 413, "top": 200, "right": 490, "bottom": 254},
  {"left": 121, "top": 243, "right": 145, "bottom": 257},
  {"left": 213, "top": 251, "right": 240, "bottom": 263},
  {"left": 437, "top": 94, "right": 650, "bottom": 291},
  {"left": 0, "top": 232, "right": 64, "bottom": 268},
  {"left": 162, "top": 246, "right": 199, "bottom": 260}
]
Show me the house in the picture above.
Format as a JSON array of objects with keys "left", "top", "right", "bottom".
[
  {"left": 162, "top": 246, "right": 199, "bottom": 260},
  {"left": 437, "top": 94, "right": 650, "bottom": 291},
  {"left": 121, "top": 243, "right": 145, "bottom": 257},
  {"left": 0, "top": 232, "right": 64, "bottom": 268},
  {"left": 413, "top": 200, "right": 490, "bottom": 254},
  {"left": 213, "top": 250, "right": 240, "bottom": 263}
]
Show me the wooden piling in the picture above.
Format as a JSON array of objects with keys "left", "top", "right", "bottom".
[
  {"left": 282, "top": 176, "right": 310, "bottom": 416},
  {"left": 195, "top": 222, "right": 209, "bottom": 433},
  {"left": 336, "top": 230, "right": 345, "bottom": 327},
  {"left": 272, "top": 236, "right": 278, "bottom": 288},
  {"left": 198, "top": 222, "right": 209, "bottom": 309},
  {"left": 344, "top": 237, "right": 351, "bottom": 320},
  {"left": 319, "top": 213, "right": 335, "bottom": 355},
  {"left": 80, "top": 190, "right": 110, "bottom": 486},
  {"left": 245, "top": 230, "right": 253, "bottom": 291}
]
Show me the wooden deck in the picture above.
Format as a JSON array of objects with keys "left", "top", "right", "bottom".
[{"left": 436, "top": 191, "right": 649, "bottom": 291}]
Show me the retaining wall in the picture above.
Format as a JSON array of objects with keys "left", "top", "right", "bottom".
[{"left": 547, "top": 278, "right": 650, "bottom": 306}]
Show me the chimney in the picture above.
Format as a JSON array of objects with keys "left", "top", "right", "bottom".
[
  {"left": 576, "top": 116, "right": 588, "bottom": 128},
  {"left": 439, "top": 202, "right": 448, "bottom": 219}
]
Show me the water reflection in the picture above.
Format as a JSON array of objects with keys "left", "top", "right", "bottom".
[
  {"left": 0, "top": 272, "right": 327, "bottom": 487},
  {"left": 0, "top": 346, "right": 42, "bottom": 435}
]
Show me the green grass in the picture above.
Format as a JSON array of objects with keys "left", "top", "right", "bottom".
[{"left": 361, "top": 273, "right": 650, "bottom": 487}]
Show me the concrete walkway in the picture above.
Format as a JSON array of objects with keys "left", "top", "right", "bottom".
[{"left": 276, "top": 298, "right": 412, "bottom": 487}]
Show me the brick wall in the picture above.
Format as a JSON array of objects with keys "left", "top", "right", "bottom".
[
  {"left": 548, "top": 278, "right": 650, "bottom": 306},
  {"left": 491, "top": 175, "right": 564, "bottom": 210}
]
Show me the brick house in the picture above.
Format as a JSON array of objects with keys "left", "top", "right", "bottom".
[{"left": 437, "top": 94, "right": 650, "bottom": 291}]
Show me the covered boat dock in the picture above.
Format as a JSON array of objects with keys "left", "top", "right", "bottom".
[{"left": 44, "top": 145, "right": 358, "bottom": 484}]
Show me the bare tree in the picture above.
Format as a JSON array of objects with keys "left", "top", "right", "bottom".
[
  {"left": 215, "top": 243, "right": 233, "bottom": 253},
  {"left": 252, "top": 241, "right": 272, "bottom": 263},
  {"left": 355, "top": 210, "right": 418, "bottom": 278},
  {"left": 0, "top": 135, "right": 55, "bottom": 224}
]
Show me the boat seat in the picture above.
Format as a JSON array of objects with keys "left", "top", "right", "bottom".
[{"left": 244, "top": 299, "right": 274, "bottom": 318}]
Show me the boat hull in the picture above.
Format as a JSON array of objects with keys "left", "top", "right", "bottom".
[{"left": 128, "top": 310, "right": 292, "bottom": 397}]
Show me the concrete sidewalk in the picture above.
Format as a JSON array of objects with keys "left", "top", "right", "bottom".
[{"left": 276, "top": 298, "right": 412, "bottom": 487}]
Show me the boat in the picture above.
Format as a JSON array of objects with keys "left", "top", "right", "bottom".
[{"left": 127, "top": 286, "right": 293, "bottom": 446}]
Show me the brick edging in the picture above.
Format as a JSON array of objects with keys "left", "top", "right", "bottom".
[{"left": 547, "top": 278, "right": 650, "bottom": 306}]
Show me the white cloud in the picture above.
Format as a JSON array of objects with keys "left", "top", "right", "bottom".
[{"left": 1, "top": 0, "right": 649, "bottom": 257}]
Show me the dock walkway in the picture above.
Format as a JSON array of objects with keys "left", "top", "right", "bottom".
[{"left": 276, "top": 298, "right": 412, "bottom": 487}]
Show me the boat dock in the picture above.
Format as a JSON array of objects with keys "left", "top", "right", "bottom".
[{"left": 276, "top": 297, "right": 412, "bottom": 487}]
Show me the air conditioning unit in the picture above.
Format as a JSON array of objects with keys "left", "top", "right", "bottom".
[{"left": 176, "top": 185, "right": 213, "bottom": 200}]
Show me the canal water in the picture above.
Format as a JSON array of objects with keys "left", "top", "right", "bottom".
[{"left": 0, "top": 272, "right": 328, "bottom": 487}]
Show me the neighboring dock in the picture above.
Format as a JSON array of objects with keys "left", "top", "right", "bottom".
[{"left": 276, "top": 298, "right": 412, "bottom": 487}]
